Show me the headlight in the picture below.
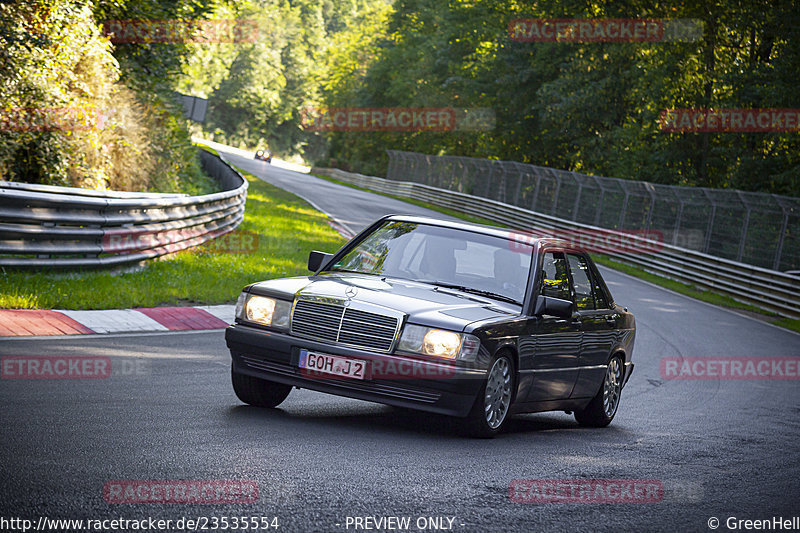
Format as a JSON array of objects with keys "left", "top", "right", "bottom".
[
  {"left": 236, "top": 293, "right": 291, "bottom": 330},
  {"left": 397, "top": 325, "right": 481, "bottom": 361}
]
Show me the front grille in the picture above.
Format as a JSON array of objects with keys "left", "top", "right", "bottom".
[
  {"left": 291, "top": 299, "right": 399, "bottom": 352},
  {"left": 290, "top": 300, "right": 341, "bottom": 343}
]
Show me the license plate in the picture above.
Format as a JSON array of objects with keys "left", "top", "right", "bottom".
[{"left": 299, "top": 350, "right": 368, "bottom": 380}]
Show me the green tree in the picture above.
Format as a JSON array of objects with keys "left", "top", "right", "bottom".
[{"left": 321, "top": 0, "right": 799, "bottom": 196}]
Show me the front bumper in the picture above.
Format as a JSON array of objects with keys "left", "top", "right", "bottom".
[{"left": 225, "top": 323, "right": 487, "bottom": 418}]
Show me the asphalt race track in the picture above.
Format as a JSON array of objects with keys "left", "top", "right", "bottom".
[{"left": 1, "top": 145, "right": 799, "bottom": 533}]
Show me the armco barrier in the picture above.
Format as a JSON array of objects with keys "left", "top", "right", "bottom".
[
  {"left": 0, "top": 150, "right": 247, "bottom": 268},
  {"left": 312, "top": 167, "right": 800, "bottom": 319}
]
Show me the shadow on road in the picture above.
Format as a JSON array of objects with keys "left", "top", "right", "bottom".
[{"left": 224, "top": 402, "right": 614, "bottom": 440}]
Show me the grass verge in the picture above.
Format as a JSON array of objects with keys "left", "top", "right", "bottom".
[
  {"left": 313, "top": 171, "right": 800, "bottom": 334},
  {"left": 0, "top": 169, "right": 346, "bottom": 309}
]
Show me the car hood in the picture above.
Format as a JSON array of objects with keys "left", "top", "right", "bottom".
[{"left": 249, "top": 272, "right": 519, "bottom": 331}]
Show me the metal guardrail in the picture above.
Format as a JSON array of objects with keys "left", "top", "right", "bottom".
[
  {"left": 0, "top": 150, "right": 247, "bottom": 268},
  {"left": 386, "top": 150, "right": 800, "bottom": 273},
  {"left": 312, "top": 167, "right": 800, "bottom": 319}
]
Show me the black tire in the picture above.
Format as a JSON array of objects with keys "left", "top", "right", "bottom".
[
  {"left": 575, "top": 355, "right": 624, "bottom": 427},
  {"left": 464, "top": 353, "right": 515, "bottom": 438},
  {"left": 231, "top": 365, "right": 292, "bottom": 408}
]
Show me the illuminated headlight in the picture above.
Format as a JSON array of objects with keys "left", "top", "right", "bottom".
[
  {"left": 397, "top": 325, "right": 481, "bottom": 361},
  {"left": 236, "top": 293, "right": 291, "bottom": 330}
]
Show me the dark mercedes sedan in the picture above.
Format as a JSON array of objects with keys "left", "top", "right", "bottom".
[{"left": 225, "top": 215, "right": 635, "bottom": 437}]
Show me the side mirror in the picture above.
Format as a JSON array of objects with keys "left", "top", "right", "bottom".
[
  {"left": 533, "top": 295, "right": 573, "bottom": 318},
  {"left": 308, "top": 250, "right": 333, "bottom": 272}
]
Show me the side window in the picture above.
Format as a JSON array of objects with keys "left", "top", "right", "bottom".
[
  {"left": 567, "top": 254, "right": 595, "bottom": 311},
  {"left": 540, "top": 252, "right": 570, "bottom": 300}
]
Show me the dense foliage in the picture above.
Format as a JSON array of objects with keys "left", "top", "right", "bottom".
[
  {"left": 1, "top": 0, "right": 796, "bottom": 195},
  {"left": 320, "top": 0, "right": 800, "bottom": 195},
  {"left": 0, "top": 0, "right": 215, "bottom": 193}
]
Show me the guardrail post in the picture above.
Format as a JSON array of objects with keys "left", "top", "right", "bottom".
[
  {"left": 511, "top": 162, "right": 525, "bottom": 206},
  {"left": 482, "top": 160, "right": 495, "bottom": 199},
  {"left": 550, "top": 169, "right": 561, "bottom": 216},
  {"left": 571, "top": 174, "right": 583, "bottom": 220},
  {"left": 774, "top": 209, "right": 789, "bottom": 271},
  {"left": 423, "top": 154, "right": 432, "bottom": 184},
  {"left": 496, "top": 162, "right": 510, "bottom": 204},
  {"left": 735, "top": 191, "right": 750, "bottom": 263},
  {"left": 386, "top": 150, "right": 397, "bottom": 180},
  {"left": 672, "top": 200, "right": 685, "bottom": 247},
  {"left": 592, "top": 176, "right": 605, "bottom": 226},
  {"left": 408, "top": 153, "right": 419, "bottom": 182},
  {"left": 702, "top": 189, "right": 717, "bottom": 254},
  {"left": 618, "top": 185, "right": 630, "bottom": 229},
  {"left": 530, "top": 168, "right": 542, "bottom": 213},
  {"left": 644, "top": 185, "right": 656, "bottom": 232},
  {"left": 402, "top": 151, "right": 412, "bottom": 180}
]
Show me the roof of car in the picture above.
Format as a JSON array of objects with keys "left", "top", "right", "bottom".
[{"left": 384, "top": 214, "right": 584, "bottom": 253}]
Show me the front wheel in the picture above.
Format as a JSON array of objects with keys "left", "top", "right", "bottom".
[
  {"left": 464, "top": 353, "right": 514, "bottom": 438},
  {"left": 575, "top": 356, "right": 624, "bottom": 427},
  {"left": 231, "top": 365, "right": 292, "bottom": 408}
]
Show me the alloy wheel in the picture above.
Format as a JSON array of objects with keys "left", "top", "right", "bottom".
[
  {"left": 484, "top": 357, "right": 512, "bottom": 429},
  {"left": 602, "top": 358, "right": 623, "bottom": 418}
]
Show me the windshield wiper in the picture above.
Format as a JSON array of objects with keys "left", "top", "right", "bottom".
[
  {"left": 419, "top": 281, "right": 523, "bottom": 306},
  {"left": 327, "top": 269, "right": 371, "bottom": 274}
]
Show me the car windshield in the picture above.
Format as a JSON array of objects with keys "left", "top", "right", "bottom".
[{"left": 328, "top": 221, "right": 532, "bottom": 305}]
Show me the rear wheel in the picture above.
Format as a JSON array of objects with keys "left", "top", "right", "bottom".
[
  {"left": 231, "top": 365, "right": 292, "bottom": 408},
  {"left": 575, "top": 355, "right": 623, "bottom": 427},
  {"left": 464, "top": 353, "right": 514, "bottom": 438}
]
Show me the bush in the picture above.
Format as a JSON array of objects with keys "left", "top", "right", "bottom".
[{"left": 0, "top": 1, "right": 215, "bottom": 195}]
